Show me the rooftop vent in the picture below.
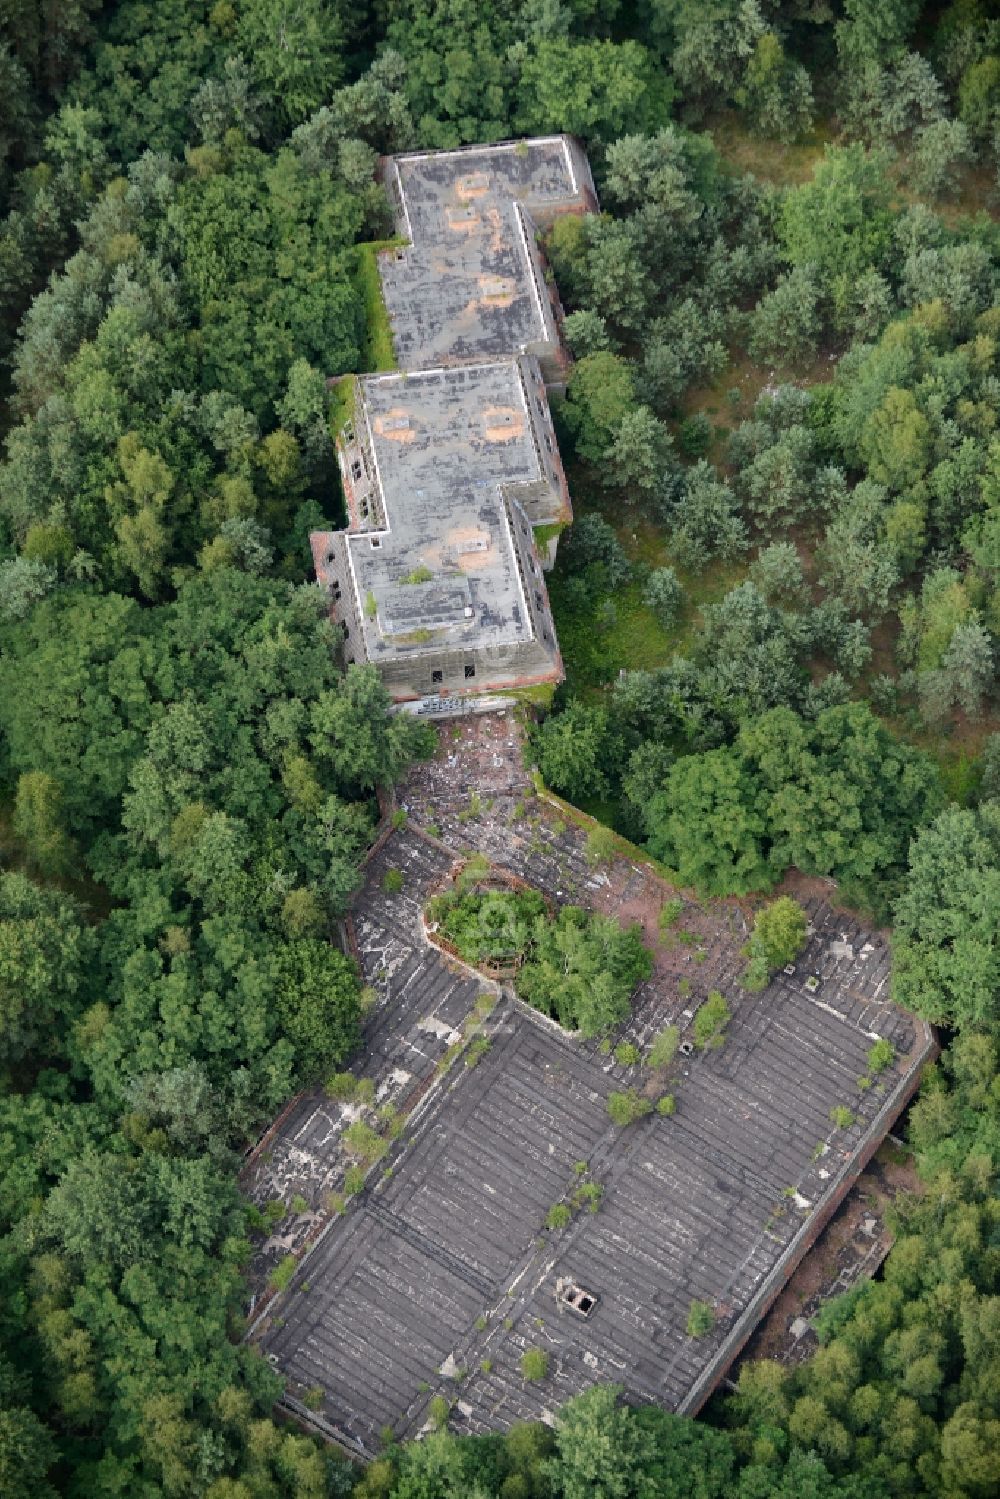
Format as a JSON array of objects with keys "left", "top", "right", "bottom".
[{"left": 559, "top": 1283, "right": 598, "bottom": 1318}]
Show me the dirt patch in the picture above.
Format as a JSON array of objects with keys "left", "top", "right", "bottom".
[
  {"left": 374, "top": 407, "right": 415, "bottom": 442},
  {"left": 455, "top": 173, "right": 489, "bottom": 200},
  {"left": 478, "top": 277, "right": 517, "bottom": 308},
  {"left": 446, "top": 206, "right": 479, "bottom": 235},
  {"left": 482, "top": 405, "right": 524, "bottom": 440}
]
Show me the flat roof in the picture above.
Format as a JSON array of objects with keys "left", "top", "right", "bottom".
[
  {"left": 346, "top": 362, "right": 543, "bottom": 661},
  {"left": 246, "top": 716, "right": 935, "bottom": 1457},
  {"left": 380, "top": 137, "right": 589, "bottom": 369}
]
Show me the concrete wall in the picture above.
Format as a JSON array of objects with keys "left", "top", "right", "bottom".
[
  {"left": 317, "top": 533, "right": 367, "bottom": 667},
  {"left": 375, "top": 630, "right": 559, "bottom": 702},
  {"left": 337, "top": 388, "right": 386, "bottom": 533}
]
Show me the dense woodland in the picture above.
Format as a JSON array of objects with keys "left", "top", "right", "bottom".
[{"left": 2, "top": 3, "right": 1000, "bottom": 1496}]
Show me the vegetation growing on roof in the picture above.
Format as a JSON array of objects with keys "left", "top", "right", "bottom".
[
  {"left": 355, "top": 239, "right": 406, "bottom": 372},
  {"left": 426, "top": 879, "right": 651, "bottom": 1035}
]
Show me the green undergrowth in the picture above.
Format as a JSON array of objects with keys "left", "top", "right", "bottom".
[
  {"left": 549, "top": 501, "right": 747, "bottom": 697},
  {"left": 353, "top": 239, "right": 405, "bottom": 372},
  {"left": 0, "top": 801, "right": 114, "bottom": 921},
  {"left": 532, "top": 521, "right": 566, "bottom": 552},
  {"left": 328, "top": 375, "right": 356, "bottom": 443},
  {"left": 496, "top": 683, "right": 557, "bottom": 713}
]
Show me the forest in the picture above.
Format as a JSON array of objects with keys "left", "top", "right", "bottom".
[{"left": 1, "top": 2, "right": 999, "bottom": 1496}]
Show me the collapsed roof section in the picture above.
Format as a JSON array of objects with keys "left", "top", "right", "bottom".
[{"left": 379, "top": 136, "right": 598, "bottom": 379}]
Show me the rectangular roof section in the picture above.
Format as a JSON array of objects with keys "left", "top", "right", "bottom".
[
  {"left": 344, "top": 362, "right": 544, "bottom": 662},
  {"left": 379, "top": 136, "right": 597, "bottom": 372}
]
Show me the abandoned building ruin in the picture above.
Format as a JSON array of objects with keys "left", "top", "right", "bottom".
[
  {"left": 377, "top": 136, "right": 597, "bottom": 379},
  {"left": 310, "top": 137, "right": 596, "bottom": 713},
  {"left": 245, "top": 716, "right": 936, "bottom": 1459}
]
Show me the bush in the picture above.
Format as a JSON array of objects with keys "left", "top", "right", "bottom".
[
  {"left": 648, "top": 1024, "right": 680, "bottom": 1069},
  {"left": 867, "top": 1038, "right": 895, "bottom": 1073},
  {"left": 692, "top": 991, "right": 731, "bottom": 1050},
  {"left": 830, "top": 1106, "right": 855, "bottom": 1130},
  {"left": 615, "top": 1041, "right": 640, "bottom": 1066},
  {"left": 643, "top": 566, "right": 684, "bottom": 629},
  {"left": 521, "top": 1349, "right": 549, "bottom": 1381},
  {"left": 429, "top": 1395, "right": 450, "bottom": 1429},
  {"left": 571, "top": 1181, "right": 603, "bottom": 1213},
  {"left": 343, "top": 1120, "right": 387, "bottom": 1164},
  {"left": 607, "top": 1088, "right": 653, "bottom": 1127},
  {"left": 656, "top": 1093, "right": 676, "bottom": 1116},
  {"left": 658, "top": 898, "right": 684, "bottom": 932},
  {"left": 382, "top": 868, "right": 404, "bottom": 894},
  {"left": 269, "top": 1255, "right": 297, "bottom": 1292},
  {"left": 546, "top": 1203, "right": 571, "bottom": 1230},
  {"left": 687, "top": 1300, "right": 716, "bottom": 1337},
  {"left": 431, "top": 885, "right": 652, "bottom": 1037},
  {"left": 585, "top": 824, "right": 617, "bottom": 867},
  {"left": 343, "top": 1165, "right": 366, "bottom": 1195},
  {"left": 303, "top": 1386, "right": 324, "bottom": 1410},
  {"left": 290, "top": 1194, "right": 309, "bottom": 1214},
  {"left": 743, "top": 897, "right": 808, "bottom": 990}
]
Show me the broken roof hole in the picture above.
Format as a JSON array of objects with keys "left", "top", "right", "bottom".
[{"left": 560, "top": 1283, "right": 597, "bottom": 1318}]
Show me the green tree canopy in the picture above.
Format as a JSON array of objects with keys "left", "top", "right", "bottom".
[{"left": 893, "top": 802, "right": 1000, "bottom": 1028}]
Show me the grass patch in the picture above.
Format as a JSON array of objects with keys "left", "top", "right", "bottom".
[
  {"left": 353, "top": 239, "right": 405, "bottom": 372},
  {"left": 705, "top": 109, "right": 829, "bottom": 188},
  {"left": 520, "top": 1349, "right": 549, "bottom": 1381},
  {"left": 934, "top": 746, "right": 982, "bottom": 807},
  {"left": 550, "top": 577, "right": 676, "bottom": 690},
  {"left": 686, "top": 1299, "right": 716, "bottom": 1338},
  {"left": 495, "top": 681, "right": 558, "bottom": 710},
  {"left": 549, "top": 503, "right": 747, "bottom": 700},
  {"left": 328, "top": 375, "right": 357, "bottom": 442},
  {"left": 533, "top": 521, "right": 566, "bottom": 552},
  {"left": 269, "top": 1255, "right": 297, "bottom": 1292},
  {"left": 575, "top": 793, "right": 622, "bottom": 828}
]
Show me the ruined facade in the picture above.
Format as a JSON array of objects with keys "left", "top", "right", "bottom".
[
  {"left": 310, "top": 137, "right": 595, "bottom": 714},
  {"left": 246, "top": 716, "right": 937, "bottom": 1458}
]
